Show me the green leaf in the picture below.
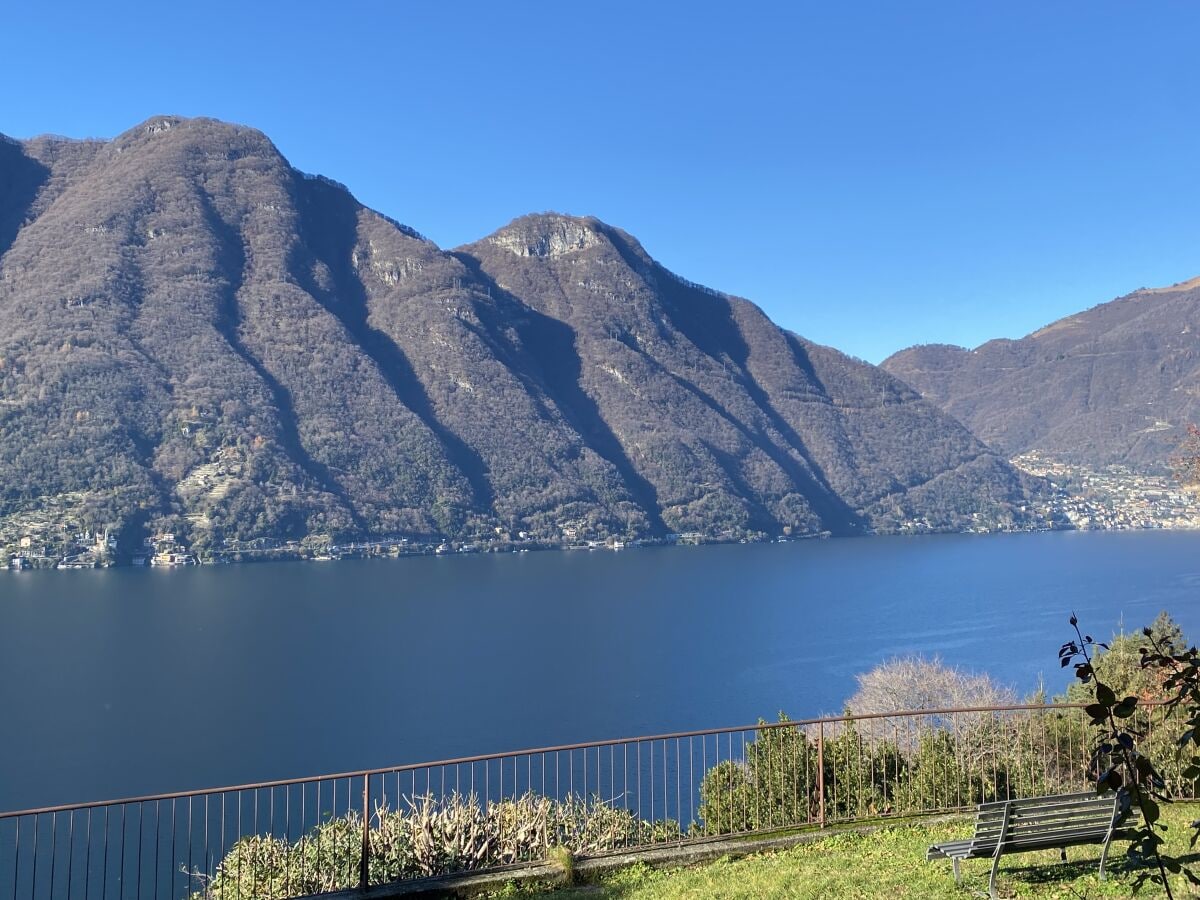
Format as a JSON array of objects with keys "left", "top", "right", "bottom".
[
  {"left": 1113, "top": 697, "right": 1139, "bottom": 718},
  {"left": 1084, "top": 703, "right": 1108, "bottom": 721},
  {"left": 1096, "top": 683, "right": 1117, "bottom": 706}
]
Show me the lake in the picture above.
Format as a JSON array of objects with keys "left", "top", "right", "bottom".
[{"left": 2, "top": 529, "right": 1199, "bottom": 812}]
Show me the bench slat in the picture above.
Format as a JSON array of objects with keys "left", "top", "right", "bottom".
[
  {"left": 977, "top": 791, "right": 1098, "bottom": 809},
  {"left": 971, "top": 813, "right": 1116, "bottom": 836},
  {"left": 974, "top": 801, "right": 1113, "bottom": 820}
]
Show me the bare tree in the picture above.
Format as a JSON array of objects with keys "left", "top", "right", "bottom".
[{"left": 842, "top": 655, "right": 1017, "bottom": 751}]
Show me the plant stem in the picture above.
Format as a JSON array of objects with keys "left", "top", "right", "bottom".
[{"left": 1072, "top": 620, "right": 1173, "bottom": 897}]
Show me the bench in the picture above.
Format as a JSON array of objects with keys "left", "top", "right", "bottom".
[{"left": 926, "top": 791, "right": 1133, "bottom": 898}]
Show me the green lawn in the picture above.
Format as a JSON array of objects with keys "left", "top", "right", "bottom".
[{"left": 499, "top": 804, "right": 1200, "bottom": 899}]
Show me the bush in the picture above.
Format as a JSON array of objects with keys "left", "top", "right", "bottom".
[{"left": 192, "top": 792, "right": 678, "bottom": 900}]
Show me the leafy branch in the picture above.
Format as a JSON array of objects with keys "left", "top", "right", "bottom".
[{"left": 1060, "top": 614, "right": 1195, "bottom": 895}]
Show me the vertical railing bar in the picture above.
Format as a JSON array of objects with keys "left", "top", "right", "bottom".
[
  {"left": 664, "top": 739, "right": 671, "bottom": 839},
  {"left": 28, "top": 813, "right": 38, "bottom": 900},
  {"left": 67, "top": 809, "right": 77, "bottom": 900},
  {"left": 688, "top": 736, "right": 695, "bottom": 835},
  {"left": 204, "top": 794, "right": 213, "bottom": 890},
  {"left": 133, "top": 801, "right": 141, "bottom": 900},
  {"left": 49, "top": 811, "right": 57, "bottom": 900},
  {"left": 184, "top": 799, "right": 192, "bottom": 900},
  {"left": 11, "top": 817, "right": 18, "bottom": 900},
  {"left": 152, "top": 800, "right": 161, "bottom": 900},
  {"left": 726, "top": 731, "right": 732, "bottom": 834},
  {"left": 346, "top": 778, "right": 353, "bottom": 890},
  {"left": 301, "top": 784, "right": 308, "bottom": 893},
  {"left": 359, "top": 775, "right": 370, "bottom": 890},
  {"left": 636, "top": 741, "right": 642, "bottom": 825},
  {"left": 234, "top": 790, "right": 242, "bottom": 900},
  {"left": 609, "top": 745, "right": 615, "bottom": 813},
  {"left": 817, "top": 721, "right": 826, "bottom": 828},
  {"left": 119, "top": 806, "right": 128, "bottom": 900},
  {"left": 778, "top": 727, "right": 785, "bottom": 828},
  {"left": 284, "top": 786, "right": 291, "bottom": 897},
  {"left": 675, "top": 739, "right": 682, "bottom": 839},
  {"left": 168, "top": 799, "right": 176, "bottom": 900},
  {"left": 315, "top": 781, "right": 321, "bottom": 892},
  {"left": 625, "top": 741, "right": 633, "bottom": 848},
  {"left": 648, "top": 740, "right": 654, "bottom": 831},
  {"left": 85, "top": 809, "right": 93, "bottom": 900}
]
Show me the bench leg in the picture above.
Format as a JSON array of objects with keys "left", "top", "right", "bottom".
[
  {"left": 952, "top": 858, "right": 960, "bottom": 884},
  {"left": 989, "top": 849, "right": 1003, "bottom": 900},
  {"left": 1099, "top": 830, "right": 1113, "bottom": 881}
]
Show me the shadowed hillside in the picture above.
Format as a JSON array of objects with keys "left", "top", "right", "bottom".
[{"left": 0, "top": 116, "right": 1047, "bottom": 555}]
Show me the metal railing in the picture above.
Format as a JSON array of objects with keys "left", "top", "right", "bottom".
[{"left": 1, "top": 702, "right": 1190, "bottom": 900}]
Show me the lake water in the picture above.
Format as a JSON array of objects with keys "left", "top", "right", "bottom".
[{"left": 2, "top": 529, "right": 1199, "bottom": 813}]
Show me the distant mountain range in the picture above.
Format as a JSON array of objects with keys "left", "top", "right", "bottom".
[
  {"left": 0, "top": 116, "right": 1046, "bottom": 555},
  {"left": 883, "top": 277, "right": 1200, "bottom": 472}
]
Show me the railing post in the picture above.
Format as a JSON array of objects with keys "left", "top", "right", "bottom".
[
  {"left": 359, "top": 775, "right": 370, "bottom": 890},
  {"left": 817, "top": 720, "right": 826, "bottom": 828}
]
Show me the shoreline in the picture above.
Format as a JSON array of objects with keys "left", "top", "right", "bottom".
[{"left": 15, "top": 519, "right": 1200, "bottom": 573}]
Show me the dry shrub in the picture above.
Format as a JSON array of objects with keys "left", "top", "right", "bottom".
[{"left": 192, "top": 792, "right": 677, "bottom": 900}]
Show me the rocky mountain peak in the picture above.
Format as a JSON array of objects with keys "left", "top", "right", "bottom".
[
  {"left": 107, "top": 115, "right": 280, "bottom": 161},
  {"left": 486, "top": 213, "right": 610, "bottom": 259}
]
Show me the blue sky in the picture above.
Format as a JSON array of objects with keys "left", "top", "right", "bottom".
[{"left": 4, "top": 1, "right": 1199, "bottom": 362}]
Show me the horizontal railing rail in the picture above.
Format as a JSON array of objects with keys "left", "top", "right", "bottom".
[
  {"left": 1, "top": 702, "right": 1190, "bottom": 900},
  {"left": 0, "top": 702, "right": 1094, "bottom": 819}
]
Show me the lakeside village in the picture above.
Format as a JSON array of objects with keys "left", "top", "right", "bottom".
[
  {"left": 4, "top": 454, "right": 1200, "bottom": 570},
  {"left": 1010, "top": 451, "right": 1200, "bottom": 530},
  {"left": 0, "top": 518, "right": 729, "bottom": 571}
]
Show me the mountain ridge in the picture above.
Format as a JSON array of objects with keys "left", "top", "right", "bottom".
[
  {"left": 883, "top": 277, "right": 1200, "bottom": 471},
  {"left": 0, "top": 116, "right": 1050, "bottom": 560}
]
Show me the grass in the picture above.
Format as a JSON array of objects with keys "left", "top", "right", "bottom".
[{"left": 491, "top": 803, "right": 1200, "bottom": 898}]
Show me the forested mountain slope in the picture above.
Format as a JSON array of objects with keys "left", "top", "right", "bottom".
[
  {"left": 883, "top": 278, "right": 1200, "bottom": 471},
  {"left": 0, "top": 116, "right": 1045, "bottom": 555}
]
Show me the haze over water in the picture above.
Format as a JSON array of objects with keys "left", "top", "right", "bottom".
[{"left": 3, "top": 529, "right": 1199, "bottom": 812}]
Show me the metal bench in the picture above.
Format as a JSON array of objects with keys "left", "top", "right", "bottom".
[{"left": 926, "top": 791, "right": 1133, "bottom": 898}]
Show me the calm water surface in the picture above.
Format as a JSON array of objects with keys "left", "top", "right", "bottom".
[{"left": 2, "top": 529, "right": 1199, "bottom": 811}]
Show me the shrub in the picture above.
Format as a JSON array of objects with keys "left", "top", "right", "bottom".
[{"left": 191, "top": 792, "right": 678, "bottom": 900}]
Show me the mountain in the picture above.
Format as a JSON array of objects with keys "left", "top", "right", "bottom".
[
  {"left": 0, "top": 116, "right": 1046, "bottom": 557},
  {"left": 882, "top": 277, "right": 1200, "bottom": 472}
]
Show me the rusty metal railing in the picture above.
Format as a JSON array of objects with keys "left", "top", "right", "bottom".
[{"left": 0, "top": 702, "right": 1190, "bottom": 900}]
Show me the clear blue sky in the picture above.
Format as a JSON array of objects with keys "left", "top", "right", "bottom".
[{"left": 4, "top": 1, "right": 1199, "bottom": 362}]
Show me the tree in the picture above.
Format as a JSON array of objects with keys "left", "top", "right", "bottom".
[
  {"left": 844, "top": 655, "right": 1016, "bottom": 746},
  {"left": 846, "top": 655, "right": 1017, "bottom": 716},
  {"left": 1063, "top": 612, "right": 1185, "bottom": 704}
]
